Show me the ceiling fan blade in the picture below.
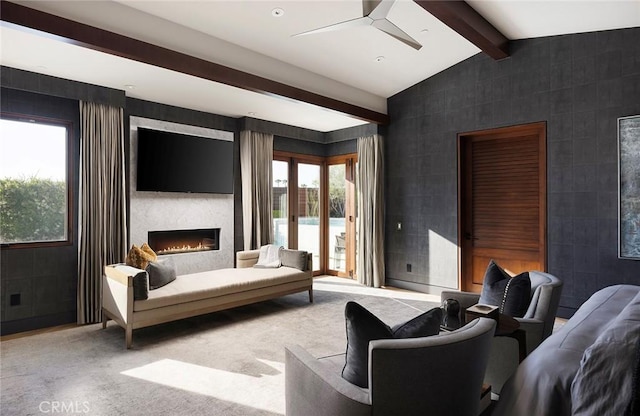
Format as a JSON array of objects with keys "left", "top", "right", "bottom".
[
  {"left": 368, "top": 0, "right": 396, "bottom": 20},
  {"left": 372, "top": 19, "right": 422, "bottom": 50},
  {"left": 363, "top": 0, "right": 382, "bottom": 17},
  {"left": 293, "top": 17, "right": 372, "bottom": 37}
]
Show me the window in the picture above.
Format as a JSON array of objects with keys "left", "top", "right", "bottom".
[{"left": 0, "top": 114, "right": 72, "bottom": 246}]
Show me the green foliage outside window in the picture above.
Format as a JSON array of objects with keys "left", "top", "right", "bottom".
[{"left": 0, "top": 176, "right": 66, "bottom": 243}]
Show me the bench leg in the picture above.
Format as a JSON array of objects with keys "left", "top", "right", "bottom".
[
  {"left": 308, "top": 288, "right": 313, "bottom": 303},
  {"left": 101, "top": 312, "right": 108, "bottom": 329},
  {"left": 126, "top": 326, "right": 133, "bottom": 349}
]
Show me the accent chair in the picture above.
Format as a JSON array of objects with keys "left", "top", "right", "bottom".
[
  {"left": 440, "top": 271, "right": 563, "bottom": 395},
  {"left": 285, "top": 317, "right": 496, "bottom": 416}
]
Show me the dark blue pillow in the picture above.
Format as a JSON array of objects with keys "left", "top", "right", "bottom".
[
  {"left": 342, "top": 302, "right": 442, "bottom": 388},
  {"left": 479, "top": 260, "right": 531, "bottom": 318}
]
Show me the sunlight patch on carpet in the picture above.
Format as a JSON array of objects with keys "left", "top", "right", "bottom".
[
  {"left": 121, "top": 358, "right": 284, "bottom": 414},
  {"left": 314, "top": 276, "right": 440, "bottom": 303}
]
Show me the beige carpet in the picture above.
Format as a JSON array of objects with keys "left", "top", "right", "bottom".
[{"left": 1, "top": 277, "right": 440, "bottom": 416}]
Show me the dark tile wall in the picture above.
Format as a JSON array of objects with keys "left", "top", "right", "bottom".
[
  {"left": 384, "top": 27, "right": 640, "bottom": 316},
  {"left": 0, "top": 88, "right": 80, "bottom": 334}
]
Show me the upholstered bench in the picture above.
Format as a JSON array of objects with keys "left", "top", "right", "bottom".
[{"left": 102, "top": 249, "right": 313, "bottom": 348}]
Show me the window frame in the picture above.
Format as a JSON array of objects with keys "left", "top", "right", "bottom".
[{"left": 0, "top": 112, "right": 74, "bottom": 249}]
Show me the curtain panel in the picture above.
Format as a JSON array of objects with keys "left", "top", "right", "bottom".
[
  {"left": 77, "top": 101, "right": 127, "bottom": 324},
  {"left": 240, "top": 130, "right": 274, "bottom": 250},
  {"left": 357, "top": 134, "right": 385, "bottom": 287}
]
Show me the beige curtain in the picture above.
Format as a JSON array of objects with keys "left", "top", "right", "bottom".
[
  {"left": 357, "top": 134, "right": 385, "bottom": 287},
  {"left": 240, "top": 130, "right": 274, "bottom": 250},
  {"left": 77, "top": 101, "right": 127, "bottom": 324}
]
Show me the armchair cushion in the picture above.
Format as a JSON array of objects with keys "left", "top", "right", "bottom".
[
  {"left": 479, "top": 260, "right": 531, "bottom": 317},
  {"left": 342, "top": 301, "right": 441, "bottom": 388}
]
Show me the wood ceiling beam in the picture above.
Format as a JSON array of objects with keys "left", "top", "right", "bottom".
[
  {"left": 0, "top": 1, "right": 389, "bottom": 125},
  {"left": 415, "top": 0, "right": 509, "bottom": 60}
]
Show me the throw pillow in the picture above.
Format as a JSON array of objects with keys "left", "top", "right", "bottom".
[
  {"left": 254, "top": 244, "right": 282, "bottom": 268},
  {"left": 140, "top": 242, "right": 158, "bottom": 261},
  {"left": 126, "top": 244, "right": 156, "bottom": 270},
  {"left": 280, "top": 249, "right": 308, "bottom": 271},
  {"left": 342, "top": 301, "right": 442, "bottom": 388},
  {"left": 478, "top": 260, "right": 531, "bottom": 318},
  {"left": 113, "top": 264, "right": 149, "bottom": 300},
  {"left": 391, "top": 307, "right": 442, "bottom": 338},
  {"left": 146, "top": 258, "right": 177, "bottom": 290}
]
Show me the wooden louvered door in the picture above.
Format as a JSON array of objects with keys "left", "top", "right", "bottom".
[{"left": 459, "top": 122, "right": 546, "bottom": 292}]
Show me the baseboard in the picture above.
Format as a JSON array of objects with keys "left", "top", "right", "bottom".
[
  {"left": 0, "top": 311, "right": 76, "bottom": 336},
  {"left": 386, "top": 278, "right": 452, "bottom": 297}
]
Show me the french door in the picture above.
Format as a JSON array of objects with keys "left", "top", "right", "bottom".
[
  {"left": 327, "top": 155, "right": 357, "bottom": 278},
  {"left": 273, "top": 152, "right": 357, "bottom": 277}
]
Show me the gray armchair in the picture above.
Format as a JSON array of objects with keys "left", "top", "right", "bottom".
[
  {"left": 441, "top": 271, "right": 563, "bottom": 395},
  {"left": 285, "top": 318, "right": 496, "bottom": 416}
]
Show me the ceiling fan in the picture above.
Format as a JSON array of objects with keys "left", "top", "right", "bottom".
[{"left": 293, "top": 0, "right": 422, "bottom": 50}]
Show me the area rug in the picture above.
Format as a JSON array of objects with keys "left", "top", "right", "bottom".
[{"left": 1, "top": 277, "right": 440, "bottom": 416}]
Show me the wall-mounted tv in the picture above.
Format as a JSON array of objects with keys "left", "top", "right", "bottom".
[{"left": 136, "top": 127, "right": 233, "bottom": 194}]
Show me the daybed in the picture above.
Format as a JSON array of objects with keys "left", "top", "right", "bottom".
[
  {"left": 102, "top": 249, "right": 313, "bottom": 348},
  {"left": 494, "top": 284, "right": 640, "bottom": 416}
]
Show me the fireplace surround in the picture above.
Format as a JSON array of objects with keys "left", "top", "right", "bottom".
[{"left": 148, "top": 228, "right": 220, "bottom": 255}]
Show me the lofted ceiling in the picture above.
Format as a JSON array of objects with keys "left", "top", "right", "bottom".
[{"left": 1, "top": 0, "right": 639, "bottom": 132}]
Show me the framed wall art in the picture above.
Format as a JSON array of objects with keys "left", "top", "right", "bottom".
[{"left": 618, "top": 115, "right": 640, "bottom": 260}]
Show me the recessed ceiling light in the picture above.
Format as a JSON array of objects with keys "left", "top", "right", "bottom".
[
  {"left": 421, "top": 29, "right": 429, "bottom": 34},
  {"left": 374, "top": 56, "right": 385, "bottom": 63},
  {"left": 124, "top": 84, "right": 136, "bottom": 90},
  {"left": 271, "top": 8, "right": 284, "bottom": 17},
  {"left": 35, "top": 65, "right": 48, "bottom": 71},
  {"left": 248, "top": 112, "right": 257, "bottom": 116}
]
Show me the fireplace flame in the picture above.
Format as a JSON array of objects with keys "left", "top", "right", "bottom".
[{"left": 157, "top": 243, "right": 212, "bottom": 255}]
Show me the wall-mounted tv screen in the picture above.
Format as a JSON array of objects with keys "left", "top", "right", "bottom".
[{"left": 136, "top": 127, "right": 233, "bottom": 194}]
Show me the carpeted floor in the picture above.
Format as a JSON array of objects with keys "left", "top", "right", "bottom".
[{"left": 1, "top": 277, "right": 440, "bottom": 416}]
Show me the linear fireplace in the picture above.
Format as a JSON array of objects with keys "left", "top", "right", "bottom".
[{"left": 148, "top": 228, "right": 220, "bottom": 255}]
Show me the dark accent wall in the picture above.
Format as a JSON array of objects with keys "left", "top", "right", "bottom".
[
  {"left": 0, "top": 68, "right": 125, "bottom": 334},
  {"left": 0, "top": 88, "right": 80, "bottom": 335},
  {"left": 384, "top": 28, "right": 640, "bottom": 317}
]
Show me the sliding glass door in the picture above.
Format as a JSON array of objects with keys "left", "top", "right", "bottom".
[
  {"left": 272, "top": 159, "right": 289, "bottom": 248},
  {"left": 327, "top": 155, "right": 357, "bottom": 278},
  {"left": 297, "top": 163, "right": 321, "bottom": 272},
  {"left": 273, "top": 152, "right": 356, "bottom": 276}
]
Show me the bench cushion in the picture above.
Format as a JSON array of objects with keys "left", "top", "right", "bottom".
[{"left": 134, "top": 266, "right": 310, "bottom": 312}]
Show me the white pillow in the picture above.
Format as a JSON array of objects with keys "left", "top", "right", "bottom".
[{"left": 254, "top": 244, "right": 282, "bottom": 268}]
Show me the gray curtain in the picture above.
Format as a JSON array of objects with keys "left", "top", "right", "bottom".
[
  {"left": 77, "top": 101, "right": 127, "bottom": 324},
  {"left": 357, "top": 134, "right": 385, "bottom": 287},
  {"left": 240, "top": 130, "right": 274, "bottom": 250}
]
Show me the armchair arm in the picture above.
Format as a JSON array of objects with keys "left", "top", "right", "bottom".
[
  {"left": 515, "top": 318, "right": 545, "bottom": 353},
  {"left": 285, "top": 345, "right": 371, "bottom": 416}
]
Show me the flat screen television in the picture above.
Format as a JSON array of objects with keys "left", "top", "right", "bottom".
[{"left": 136, "top": 127, "right": 233, "bottom": 194}]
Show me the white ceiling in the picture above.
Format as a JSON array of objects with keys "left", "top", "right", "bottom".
[{"left": 2, "top": 0, "right": 639, "bottom": 132}]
